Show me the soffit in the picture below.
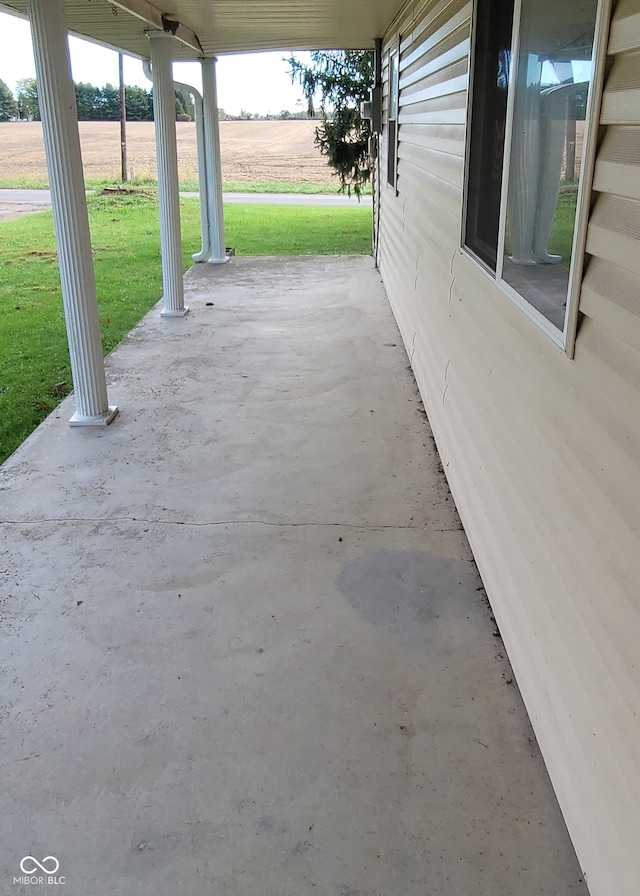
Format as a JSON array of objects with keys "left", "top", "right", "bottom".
[{"left": 0, "top": 0, "right": 405, "bottom": 60}]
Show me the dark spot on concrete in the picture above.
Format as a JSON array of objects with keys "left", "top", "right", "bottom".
[
  {"left": 283, "top": 839, "right": 311, "bottom": 864},
  {"left": 255, "top": 814, "right": 288, "bottom": 835},
  {"left": 337, "top": 549, "right": 482, "bottom": 652},
  {"left": 398, "top": 723, "right": 415, "bottom": 737}
]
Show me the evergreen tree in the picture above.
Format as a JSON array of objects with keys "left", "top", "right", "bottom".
[
  {"left": 125, "top": 85, "right": 153, "bottom": 121},
  {"left": 97, "top": 83, "right": 120, "bottom": 121},
  {"left": 75, "top": 82, "right": 100, "bottom": 120},
  {"left": 16, "top": 77, "right": 39, "bottom": 121},
  {"left": 0, "top": 78, "right": 17, "bottom": 121},
  {"left": 287, "top": 50, "right": 374, "bottom": 196}
]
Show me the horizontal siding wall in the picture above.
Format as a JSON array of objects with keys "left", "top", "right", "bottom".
[{"left": 377, "top": 2, "right": 640, "bottom": 895}]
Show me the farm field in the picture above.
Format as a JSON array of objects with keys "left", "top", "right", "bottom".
[
  {"left": 1, "top": 118, "right": 584, "bottom": 189},
  {"left": 0, "top": 119, "right": 336, "bottom": 186}
]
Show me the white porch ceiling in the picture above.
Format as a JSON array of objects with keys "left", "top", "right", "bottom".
[{"left": 0, "top": 0, "right": 404, "bottom": 60}]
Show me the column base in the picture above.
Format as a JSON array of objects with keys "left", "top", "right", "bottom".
[
  {"left": 533, "top": 252, "right": 562, "bottom": 265},
  {"left": 161, "top": 306, "right": 190, "bottom": 317},
  {"left": 69, "top": 406, "right": 119, "bottom": 427},
  {"left": 207, "top": 256, "right": 230, "bottom": 265}
]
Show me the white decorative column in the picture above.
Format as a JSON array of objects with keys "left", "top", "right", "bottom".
[
  {"left": 148, "top": 31, "right": 188, "bottom": 315},
  {"left": 201, "top": 57, "right": 228, "bottom": 263},
  {"left": 27, "top": 0, "right": 117, "bottom": 426}
]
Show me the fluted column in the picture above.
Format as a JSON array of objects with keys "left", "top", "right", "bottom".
[
  {"left": 148, "top": 31, "right": 188, "bottom": 315},
  {"left": 201, "top": 57, "right": 228, "bottom": 263},
  {"left": 27, "top": 0, "right": 117, "bottom": 426}
]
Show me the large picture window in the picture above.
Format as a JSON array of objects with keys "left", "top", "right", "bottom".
[{"left": 464, "top": 0, "right": 601, "bottom": 342}]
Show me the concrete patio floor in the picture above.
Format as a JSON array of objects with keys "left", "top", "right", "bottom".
[{"left": 0, "top": 256, "right": 587, "bottom": 895}]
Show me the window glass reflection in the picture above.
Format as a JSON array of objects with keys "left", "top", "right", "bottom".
[{"left": 502, "top": 0, "right": 597, "bottom": 330}]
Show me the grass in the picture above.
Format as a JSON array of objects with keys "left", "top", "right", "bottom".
[
  {"left": 503, "top": 183, "right": 578, "bottom": 269},
  {"left": 0, "top": 192, "right": 371, "bottom": 464},
  {"left": 225, "top": 203, "right": 372, "bottom": 255},
  {"left": 548, "top": 185, "right": 579, "bottom": 267},
  {"left": 0, "top": 176, "right": 372, "bottom": 195}
]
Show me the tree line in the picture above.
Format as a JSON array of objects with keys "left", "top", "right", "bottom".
[
  {"left": 0, "top": 77, "right": 194, "bottom": 122},
  {"left": 0, "top": 76, "right": 316, "bottom": 124}
]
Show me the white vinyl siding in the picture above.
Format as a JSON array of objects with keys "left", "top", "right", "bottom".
[{"left": 377, "top": 1, "right": 640, "bottom": 894}]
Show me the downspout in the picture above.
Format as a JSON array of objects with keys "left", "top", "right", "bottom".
[
  {"left": 172, "top": 79, "right": 210, "bottom": 262},
  {"left": 142, "top": 59, "right": 210, "bottom": 263}
]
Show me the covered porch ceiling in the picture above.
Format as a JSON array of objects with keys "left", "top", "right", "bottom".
[{"left": 0, "top": 0, "right": 405, "bottom": 59}]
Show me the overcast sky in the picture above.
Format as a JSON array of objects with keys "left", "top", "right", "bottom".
[{"left": 0, "top": 10, "right": 311, "bottom": 116}]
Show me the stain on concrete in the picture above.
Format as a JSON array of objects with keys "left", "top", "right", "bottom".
[
  {"left": 282, "top": 839, "right": 311, "bottom": 864},
  {"left": 255, "top": 814, "right": 288, "bottom": 835},
  {"left": 337, "top": 549, "right": 482, "bottom": 652}
]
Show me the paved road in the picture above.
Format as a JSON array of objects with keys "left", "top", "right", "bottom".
[
  {"left": 0, "top": 190, "right": 54, "bottom": 222},
  {"left": 0, "top": 188, "right": 372, "bottom": 208},
  {"left": 0, "top": 189, "right": 56, "bottom": 205},
  {"left": 198, "top": 191, "right": 370, "bottom": 206}
]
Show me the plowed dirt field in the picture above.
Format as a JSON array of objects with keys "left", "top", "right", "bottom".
[{"left": 0, "top": 119, "right": 336, "bottom": 185}]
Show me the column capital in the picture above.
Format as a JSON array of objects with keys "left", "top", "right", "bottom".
[{"left": 145, "top": 29, "right": 176, "bottom": 42}]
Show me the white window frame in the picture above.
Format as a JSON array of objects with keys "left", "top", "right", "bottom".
[
  {"left": 461, "top": 0, "right": 611, "bottom": 354},
  {"left": 387, "top": 39, "right": 400, "bottom": 193}
]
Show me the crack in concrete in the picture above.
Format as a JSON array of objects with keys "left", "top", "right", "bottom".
[{"left": 0, "top": 515, "right": 464, "bottom": 532}]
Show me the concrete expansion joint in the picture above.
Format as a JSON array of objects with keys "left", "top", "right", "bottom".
[{"left": 0, "top": 515, "right": 464, "bottom": 532}]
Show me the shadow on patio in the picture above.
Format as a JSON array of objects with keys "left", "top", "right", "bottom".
[{"left": 0, "top": 256, "right": 586, "bottom": 895}]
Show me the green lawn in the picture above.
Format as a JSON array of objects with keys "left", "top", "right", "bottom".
[
  {"left": 503, "top": 184, "right": 578, "bottom": 269},
  {"left": 548, "top": 185, "right": 579, "bottom": 267},
  {"left": 0, "top": 193, "right": 372, "bottom": 464}
]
